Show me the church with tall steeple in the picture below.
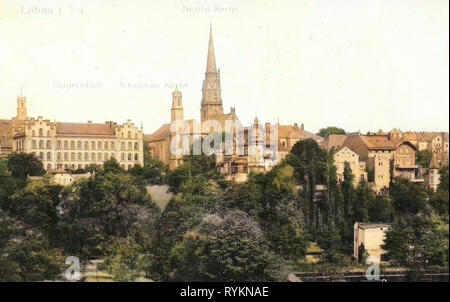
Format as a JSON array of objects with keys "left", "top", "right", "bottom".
[
  {"left": 145, "top": 25, "right": 321, "bottom": 179},
  {"left": 146, "top": 25, "right": 240, "bottom": 170},
  {"left": 201, "top": 25, "right": 224, "bottom": 122},
  {"left": 200, "top": 25, "right": 239, "bottom": 129}
]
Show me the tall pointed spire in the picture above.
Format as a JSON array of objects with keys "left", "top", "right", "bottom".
[
  {"left": 206, "top": 24, "right": 217, "bottom": 73},
  {"left": 201, "top": 24, "right": 223, "bottom": 123}
]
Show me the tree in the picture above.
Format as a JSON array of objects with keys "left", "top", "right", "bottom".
[
  {"left": 129, "top": 157, "right": 166, "bottom": 185},
  {"left": 223, "top": 181, "right": 263, "bottom": 218},
  {"left": 390, "top": 177, "right": 428, "bottom": 215},
  {"left": 57, "top": 171, "right": 159, "bottom": 262},
  {"left": 103, "top": 157, "right": 123, "bottom": 174},
  {"left": 367, "top": 195, "right": 394, "bottom": 222},
  {"left": 104, "top": 239, "right": 144, "bottom": 281},
  {"left": 0, "top": 209, "right": 64, "bottom": 281},
  {"left": 341, "top": 162, "right": 354, "bottom": 220},
  {"left": 288, "top": 139, "right": 328, "bottom": 239},
  {"left": 317, "top": 127, "right": 346, "bottom": 138},
  {"left": 382, "top": 214, "right": 448, "bottom": 280},
  {"left": 352, "top": 180, "right": 372, "bottom": 223},
  {"left": 438, "top": 165, "right": 449, "bottom": 192},
  {"left": 168, "top": 210, "right": 287, "bottom": 281},
  {"left": 6, "top": 152, "right": 45, "bottom": 179},
  {"left": 0, "top": 160, "right": 19, "bottom": 208},
  {"left": 166, "top": 153, "right": 225, "bottom": 193},
  {"left": 416, "top": 150, "right": 433, "bottom": 168},
  {"left": 9, "top": 181, "right": 64, "bottom": 245}
]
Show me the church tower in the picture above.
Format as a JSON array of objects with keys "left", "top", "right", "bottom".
[
  {"left": 17, "top": 95, "right": 27, "bottom": 120},
  {"left": 171, "top": 87, "right": 184, "bottom": 122},
  {"left": 201, "top": 25, "right": 223, "bottom": 123}
]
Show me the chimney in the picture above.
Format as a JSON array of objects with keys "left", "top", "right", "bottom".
[
  {"left": 301, "top": 123, "right": 304, "bottom": 130},
  {"left": 87, "top": 120, "right": 92, "bottom": 124},
  {"left": 294, "top": 123, "right": 298, "bottom": 129}
]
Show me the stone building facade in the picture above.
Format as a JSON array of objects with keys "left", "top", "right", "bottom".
[
  {"left": 343, "top": 133, "right": 395, "bottom": 193},
  {"left": 146, "top": 27, "right": 322, "bottom": 182},
  {"left": 389, "top": 129, "right": 449, "bottom": 167},
  {"left": 393, "top": 141, "right": 422, "bottom": 182},
  {"left": 3, "top": 95, "right": 144, "bottom": 171},
  {"left": 333, "top": 146, "right": 367, "bottom": 186}
]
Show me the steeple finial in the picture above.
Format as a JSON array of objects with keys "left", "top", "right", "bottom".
[{"left": 206, "top": 24, "right": 217, "bottom": 73}]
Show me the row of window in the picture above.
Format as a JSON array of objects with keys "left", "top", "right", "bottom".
[
  {"left": 30, "top": 140, "right": 139, "bottom": 151},
  {"left": 32, "top": 152, "right": 140, "bottom": 162},
  {"left": 31, "top": 129, "right": 140, "bottom": 139},
  {"left": 50, "top": 163, "right": 135, "bottom": 171}
]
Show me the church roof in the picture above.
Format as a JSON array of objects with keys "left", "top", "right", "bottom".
[
  {"left": 146, "top": 123, "right": 171, "bottom": 142},
  {"left": 146, "top": 119, "right": 202, "bottom": 143}
]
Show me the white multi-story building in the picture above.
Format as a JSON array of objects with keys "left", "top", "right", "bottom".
[{"left": 9, "top": 96, "right": 144, "bottom": 171}]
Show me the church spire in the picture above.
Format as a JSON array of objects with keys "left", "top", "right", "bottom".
[
  {"left": 206, "top": 24, "right": 217, "bottom": 73},
  {"left": 201, "top": 24, "right": 223, "bottom": 123}
]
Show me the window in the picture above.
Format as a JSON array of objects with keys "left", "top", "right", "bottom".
[
  {"left": 128, "top": 142, "right": 132, "bottom": 150},
  {"left": 47, "top": 130, "right": 51, "bottom": 137},
  {"left": 77, "top": 141, "right": 82, "bottom": 149},
  {"left": 91, "top": 153, "right": 96, "bottom": 161},
  {"left": 47, "top": 152, "right": 51, "bottom": 161},
  {"left": 39, "top": 128, "right": 43, "bottom": 137},
  {"left": 134, "top": 142, "right": 139, "bottom": 150},
  {"left": 104, "top": 142, "right": 109, "bottom": 150},
  {"left": 32, "top": 130, "right": 35, "bottom": 137},
  {"left": 121, "top": 142, "right": 125, "bottom": 151},
  {"left": 70, "top": 141, "right": 75, "bottom": 150},
  {"left": 46, "top": 140, "right": 52, "bottom": 149},
  {"left": 31, "top": 140, "right": 36, "bottom": 149},
  {"left": 64, "top": 152, "right": 68, "bottom": 160},
  {"left": 91, "top": 142, "right": 96, "bottom": 150},
  {"left": 134, "top": 153, "right": 138, "bottom": 161},
  {"left": 121, "top": 153, "right": 125, "bottom": 161},
  {"left": 64, "top": 141, "right": 68, "bottom": 150},
  {"left": 57, "top": 141, "right": 61, "bottom": 149},
  {"left": 57, "top": 152, "right": 61, "bottom": 160},
  {"left": 39, "top": 140, "right": 44, "bottom": 149},
  {"left": 127, "top": 131, "right": 131, "bottom": 139},
  {"left": 128, "top": 153, "right": 132, "bottom": 161},
  {"left": 39, "top": 152, "right": 44, "bottom": 160},
  {"left": 98, "top": 142, "right": 102, "bottom": 150},
  {"left": 84, "top": 141, "right": 89, "bottom": 150},
  {"left": 84, "top": 153, "right": 89, "bottom": 161},
  {"left": 111, "top": 142, "right": 115, "bottom": 150},
  {"left": 77, "top": 153, "right": 82, "bottom": 161},
  {"left": 98, "top": 153, "right": 102, "bottom": 161}
]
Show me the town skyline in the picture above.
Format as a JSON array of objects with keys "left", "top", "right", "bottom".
[{"left": 1, "top": 0, "right": 448, "bottom": 135}]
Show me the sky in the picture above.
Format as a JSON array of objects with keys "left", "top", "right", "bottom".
[{"left": 0, "top": 0, "right": 448, "bottom": 134}]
